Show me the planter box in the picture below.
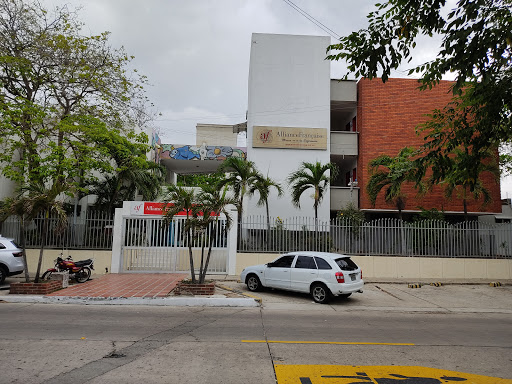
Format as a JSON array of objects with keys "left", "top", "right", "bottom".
[
  {"left": 174, "top": 281, "right": 215, "bottom": 296},
  {"left": 10, "top": 280, "right": 62, "bottom": 295}
]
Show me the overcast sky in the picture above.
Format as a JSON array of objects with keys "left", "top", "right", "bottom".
[{"left": 46, "top": 0, "right": 511, "bottom": 198}]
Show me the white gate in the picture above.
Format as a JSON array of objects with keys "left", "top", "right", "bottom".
[{"left": 120, "top": 216, "right": 229, "bottom": 274}]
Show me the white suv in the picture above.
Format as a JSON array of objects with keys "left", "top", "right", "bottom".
[
  {"left": 0, "top": 236, "right": 24, "bottom": 284},
  {"left": 240, "top": 251, "right": 364, "bottom": 304}
]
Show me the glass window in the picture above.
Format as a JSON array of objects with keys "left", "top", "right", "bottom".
[
  {"left": 335, "top": 257, "right": 358, "bottom": 271},
  {"left": 0, "top": 242, "right": 5, "bottom": 249},
  {"left": 294, "top": 256, "right": 317, "bottom": 269},
  {"left": 272, "top": 255, "right": 295, "bottom": 268},
  {"left": 315, "top": 257, "right": 332, "bottom": 270}
]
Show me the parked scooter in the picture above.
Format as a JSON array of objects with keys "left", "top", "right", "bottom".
[{"left": 42, "top": 254, "right": 94, "bottom": 283}]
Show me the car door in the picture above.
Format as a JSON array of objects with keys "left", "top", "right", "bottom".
[
  {"left": 263, "top": 255, "right": 295, "bottom": 289},
  {"left": 290, "top": 255, "right": 318, "bottom": 292}
]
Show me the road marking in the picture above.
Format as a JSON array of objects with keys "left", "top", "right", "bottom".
[
  {"left": 274, "top": 365, "right": 512, "bottom": 384},
  {"left": 242, "top": 340, "right": 415, "bottom": 346}
]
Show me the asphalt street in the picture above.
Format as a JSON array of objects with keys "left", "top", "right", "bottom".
[{"left": 1, "top": 283, "right": 511, "bottom": 384}]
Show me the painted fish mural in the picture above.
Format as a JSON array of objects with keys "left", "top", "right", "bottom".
[{"left": 160, "top": 144, "right": 246, "bottom": 161}]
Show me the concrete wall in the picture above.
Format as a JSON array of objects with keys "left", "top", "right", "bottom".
[
  {"left": 196, "top": 124, "right": 238, "bottom": 147},
  {"left": 236, "top": 253, "right": 512, "bottom": 280},
  {"left": 21, "top": 249, "right": 512, "bottom": 281},
  {"left": 246, "top": 33, "right": 331, "bottom": 221},
  {"left": 23, "top": 249, "right": 112, "bottom": 276}
]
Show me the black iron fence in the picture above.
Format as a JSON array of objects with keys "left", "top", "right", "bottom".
[{"left": 0, "top": 210, "right": 114, "bottom": 250}]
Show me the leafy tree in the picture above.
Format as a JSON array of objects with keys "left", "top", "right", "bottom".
[
  {"left": 162, "top": 184, "right": 235, "bottom": 284},
  {"left": 366, "top": 147, "right": 422, "bottom": 221},
  {"left": 217, "top": 157, "right": 260, "bottom": 225},
  {"left": 327, "top": 0, "right": 511, "bottom": 184},
  {"left": 0, "top": 0, "right": 152, "bottom": 199},
  {"left": 439, "top": 148, "right": 499, "bottom": 221},
  {"left": 287, "top": 161, "right": 338, "bottom": 222},
  {"left": 248, "top": 174, "right": 283, "bottom": 232}
]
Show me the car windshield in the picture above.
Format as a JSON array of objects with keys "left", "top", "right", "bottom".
[
  {"left": 335, "top": 257, "right": 358, "bottom": 271},
  {"left": 11, "top": 240, "right": 21, "bottom": 248}
]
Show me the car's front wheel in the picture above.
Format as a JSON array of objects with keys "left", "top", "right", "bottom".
[
  {"left": 246, "top": 275, "right": 262, "bottom": 292},
  {"left": 311, "top": 283, "right": 331, "bottom": 304}
]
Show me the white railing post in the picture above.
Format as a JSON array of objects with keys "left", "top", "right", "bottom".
[{"left": 227, "top": 208, "right": 238, "bottom": 275}]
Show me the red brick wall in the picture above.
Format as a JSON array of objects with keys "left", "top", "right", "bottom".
[
  {"left": 10, "top": 280, "right": 62, "bottom": 295},
  {"left": 357, "top": 78, "right": 501, "bottom": 214}
]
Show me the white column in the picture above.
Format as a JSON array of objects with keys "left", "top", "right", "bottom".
[
  {"left": 227, "top": 208, "right": 238, "bottom": 276},
  {"left": 111, "top": 203, "right": 130, "bottom": 273}
]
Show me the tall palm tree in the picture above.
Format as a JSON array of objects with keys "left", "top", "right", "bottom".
[
  {"left": 366, "top": 147, "right": 421, "bottom": 221},
  {"left": 287, "top": 161, "right": 338, "bottom": 222},
  {"left": 248, "top": 174, "right": 283, "bottom": 232},
  {"left": 217, "top": 157, "right": 260, "bottom": 225}
]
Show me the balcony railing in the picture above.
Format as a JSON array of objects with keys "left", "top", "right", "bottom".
[
  {"left": 330, "top": 186, "right": 359, "bottom": 210},
  {"left": 330, "top": 131, "right": 358, "bottom": 156}
]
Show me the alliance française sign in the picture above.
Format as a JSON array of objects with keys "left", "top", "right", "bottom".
[{"left": 252, "top": 126, "right": 328, "bottom": 150}]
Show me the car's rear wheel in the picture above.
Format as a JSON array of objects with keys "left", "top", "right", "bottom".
[
  {"left": 246, "top": 275, "right": 262, "bottom": 292},
  {"left": 0, "top": 266, "right": 6, "bottom": 285},
  {"left": 311, "top": 283, "right": 331, "bottom": 304}
]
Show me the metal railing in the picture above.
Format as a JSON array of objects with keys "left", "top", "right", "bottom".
[
  {"left": 0, "top": 210, "right": 115, "bottom": 250},
  {"left": 238, "top": 216, "right": 512, "bottom": 258}
]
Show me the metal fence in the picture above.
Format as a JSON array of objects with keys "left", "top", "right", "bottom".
[
  {"left": 238, "top": 216, "right": 512, "bottom": 258},
  {"left": 121, "top": 216, "right": 229, "bottom": 273},
  {"left": 0, "top": 210, "right": 114, "bottom": 250}
]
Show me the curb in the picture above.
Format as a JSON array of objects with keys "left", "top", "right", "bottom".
[{"left": 0, "top": 295, "right": 261, "bottom": 307}]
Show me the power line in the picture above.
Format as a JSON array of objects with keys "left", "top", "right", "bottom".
[{"left": 280, "top": 0, "right": 341, "bottom": 40}]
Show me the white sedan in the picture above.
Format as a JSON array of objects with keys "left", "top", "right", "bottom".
[{"left": 240, "top": 251, "right": 364, "bottom": 304}]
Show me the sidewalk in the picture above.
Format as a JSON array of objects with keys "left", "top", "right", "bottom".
[
  {"left": 1, "top": 274, "right": 509, "bottom": 308},
  {"left": 0, "top": 273, "right": 260, "bottom": 307}
]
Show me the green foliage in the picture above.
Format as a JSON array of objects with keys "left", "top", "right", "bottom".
[
  {"left": 218, "top": 157, "right": 260, "bottom": 222},
  {"left": 287, "top": 161, "right": 339, "bottom": 221},
  {"left": 366, "top": 147, "right": 424, "bottom": 219},
  {"left": 328, "top": 0, "right": 510, "bottom": 198},
  {"left": 177, "top": 173, "right": 225, "bottom": 188},
  {"left": 415, "top": 207, "right": 445, "bottom": 222},
  {"left": 248, "top": 174, "right": 283, "bottom": 231},
  {"left": 337, "top": 202, "right": 365, "bottom": 223},
  {"left": 161, "top": 184, "right": 235, "bottom": 283},
  {"left": 0, "top": 0, "right": 153, "bottom": 197}
]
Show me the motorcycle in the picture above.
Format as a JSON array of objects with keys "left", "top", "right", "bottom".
[{"left": 42, "top": 254, "right": 94, "bottom": 283}]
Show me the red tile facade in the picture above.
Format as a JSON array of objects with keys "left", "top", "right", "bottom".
[{"left": 356, "top": 78, "right": 501, "bottom": 214}]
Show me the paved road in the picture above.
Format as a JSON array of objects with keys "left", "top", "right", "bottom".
[{"left": 1, "top": 283, "right": 511, "bottom": 384}]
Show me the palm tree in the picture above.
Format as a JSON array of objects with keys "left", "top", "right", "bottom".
[
  {"left": 195, "top": 184, "right": 236, "bottom": 283},
  {"left": 88, "top": 164, "right": 165, "bottom": 214},
  {"left": 162, "top": 185, "right": 198, "bottom": 282},
  {"left": 248, "top": 174, "right": 283, "bottom": 232},
  {"left": 162, "top": 184, "right": 236, "bottom": 284},
  {"left": 287, "top": 161, "right": 339, "bottom": 222},
  {"left": 217, "top": 157, "right": 260, "bottom": 225},
  {"left": 366, "top": 147, "right": 421, "bottom": 221},
  {"left": 441, "top": 148, "right": 499, "bottom": 222},
  {"left": 2, "top": 182, "right": 71, "bottom": 283}
]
